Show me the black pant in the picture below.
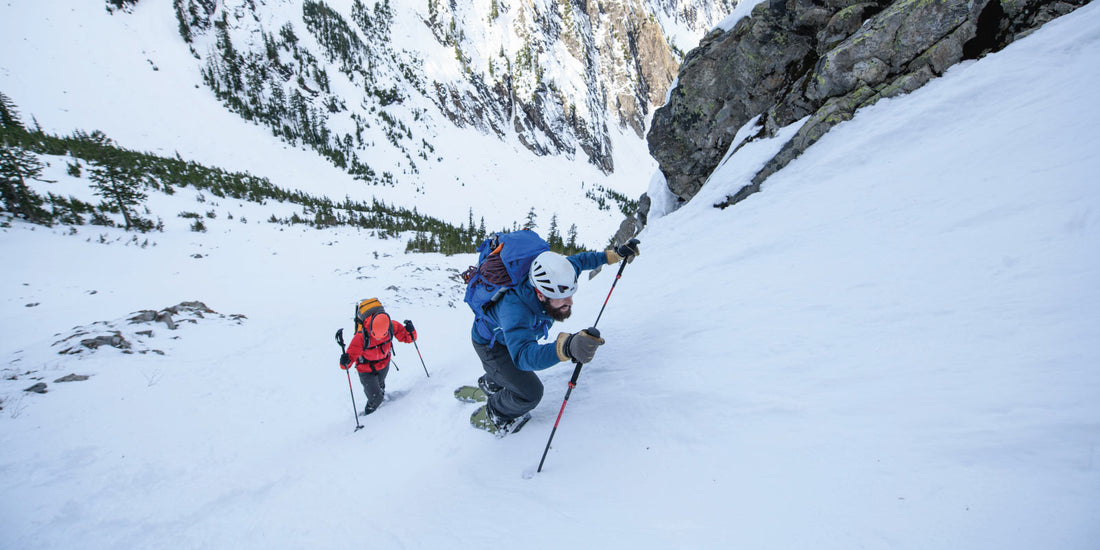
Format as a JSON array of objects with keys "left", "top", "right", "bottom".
[
  {"left": 473, "top": 340, "right": 543, "bottom": 420},
  {"left": 358, "top": 366, "right": 388, "bottom": 412}
]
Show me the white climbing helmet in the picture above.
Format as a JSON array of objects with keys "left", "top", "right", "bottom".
[{"left": 528, "top": 251, "right": 578, "bottom": 299}]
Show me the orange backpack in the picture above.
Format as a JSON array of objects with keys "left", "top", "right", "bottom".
[{"left": 354, "top": 298, "right": 393, "bottom": 349}]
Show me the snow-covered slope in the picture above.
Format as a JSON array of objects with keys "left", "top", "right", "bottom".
[{"left": 1, "top": 2, "right": 1099, "bottom": 549}]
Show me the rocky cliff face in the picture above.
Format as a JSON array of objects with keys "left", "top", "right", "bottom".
[
  {"left": 425, "top": 0, "right": 734, "bottom": 173},
  {"left": 645, "top": 0, "right": 1089, "bottom": 215}
]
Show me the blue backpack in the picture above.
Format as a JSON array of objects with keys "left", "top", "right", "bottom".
[{"left": 462, "top": 230, "right": 550, "bottom": 342}]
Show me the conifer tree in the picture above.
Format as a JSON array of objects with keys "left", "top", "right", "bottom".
[
  {"left": 0, "top": 92, "right": 25, "bottom": 132},
  {"left": 547, "top": 213, "right": 563, "bottom": 250},
  {"left": 0, "top": 144, "right": 52, "bottom": 225},
  {"left": 88, "top": 153, "right": 148, "bottom": 231},
  {"left": 215, "top": 13, "right": 243, "bottom": 93},
  {"left": 523, "top": 207, "right": 537, "bottom": 230},
  {"left": 567, "top": 223, "right": 579, "bottom": 253}
]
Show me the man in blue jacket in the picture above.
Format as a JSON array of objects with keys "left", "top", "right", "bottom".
[{"left": 469, "top": 241, "right": 640, "bottom": 435}]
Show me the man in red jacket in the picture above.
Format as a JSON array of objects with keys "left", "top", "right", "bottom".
[{"left": 340, "top": 313, "right": 416, "bottom": 415}]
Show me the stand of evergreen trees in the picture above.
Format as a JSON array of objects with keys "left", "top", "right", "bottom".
[
  {"left": 2, "top": 92, "right": 598, "bottom": 255},
  {"left": 0, "top": 92, "right": 483, "bottom": 252},
  {"left": 584, "top": 183, "right": 637, "bottom": 217}
]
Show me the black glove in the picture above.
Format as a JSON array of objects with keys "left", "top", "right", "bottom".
[
  {"left": 556, "top": 328, "right": 605, "bottom": 364},
  {"left": 616, "top": 239, "right": 640, "bottom": 262},
  {"left": 339, "top": 352, "right": 350, "bottom": 369}
]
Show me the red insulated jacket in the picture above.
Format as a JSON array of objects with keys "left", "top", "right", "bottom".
[{"left": 344, "top": 315, "right": 415, "bottom": 373}]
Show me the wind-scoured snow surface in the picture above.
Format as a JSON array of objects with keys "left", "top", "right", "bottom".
[{"left": 2, "top": 2, "right": 1100, "bottom": 549}]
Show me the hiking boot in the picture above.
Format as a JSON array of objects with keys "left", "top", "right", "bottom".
[
  {"left": 470, "top": 404, "right": 531, "bottom": 437},
  {"left": 362, "top": 404, "right": 377, "bottom": 416},
  {"left": 469, "top": 405, "right": 506, "bottom": 436},
  {"left": 477, "top": 375, "right": 503, "bottom": 396}
]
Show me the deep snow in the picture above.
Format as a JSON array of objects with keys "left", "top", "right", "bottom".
[{"left": 2, "top": 1, "right": 1100, "bottom": 549}]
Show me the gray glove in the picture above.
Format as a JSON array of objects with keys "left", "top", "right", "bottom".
[{"left": 555, "top": 328, "right": 605, "bottom": 363}]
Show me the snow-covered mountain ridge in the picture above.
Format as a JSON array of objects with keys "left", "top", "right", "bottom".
[{"left": 179, "top": 0, "right": 733, "bottom": 210}]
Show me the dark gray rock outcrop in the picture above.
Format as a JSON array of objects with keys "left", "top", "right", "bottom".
[
  {"left": 54, "top": 374, "right": 91, "bottom": 383},
  {"left": 645, "top": 0, "right": 1089, "bottom": 212},
  {"left": 23, "top": 382, "right": 48, "bottom": 394},
  {"left": 53, "top": 301, "right": 245, "bottom": 356}
]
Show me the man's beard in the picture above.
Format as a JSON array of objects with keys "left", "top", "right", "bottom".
[{"left": 543, "top": 301, "right": 572, "bottom": 322}]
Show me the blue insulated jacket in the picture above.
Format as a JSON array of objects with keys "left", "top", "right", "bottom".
[{"left": 471, "top": 251, "right": 608, "bottom": 371}]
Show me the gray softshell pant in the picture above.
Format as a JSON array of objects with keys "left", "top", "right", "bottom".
[
  {"left": 473, "top": 340, "right": 543, "bottom": 420},
  {"left": 357, "top": 366, "right": 389, "bottom": 413}
]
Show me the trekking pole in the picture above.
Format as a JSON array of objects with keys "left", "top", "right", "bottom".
[
  {"left": 402, "top": 320, "right": 430, "bottom": 378},
  {"left": 335, "top": 329, "right": 364, "bottom": 432},
  {"left": 412, "top": 340, "right": 431, "bottom": 378},
  {"left": 537, "top": 259, "right": 630, "bottom": 473},
  {"left": 593, "top": 256, "right": 630, "bottom": 327}
]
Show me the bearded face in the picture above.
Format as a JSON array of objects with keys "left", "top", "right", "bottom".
[{"left": 541, "top": 296, "right": 573, "bottom": 321}]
